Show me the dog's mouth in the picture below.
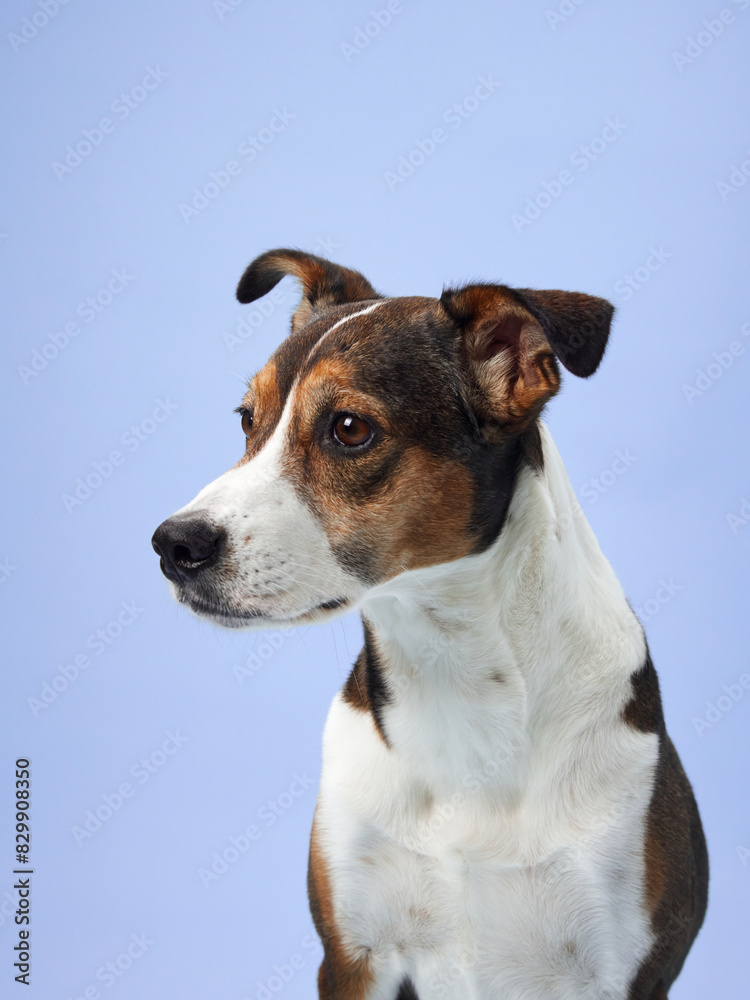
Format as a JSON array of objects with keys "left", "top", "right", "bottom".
[{"left": 175, "top": 585, "right": 350, "bottom": 629}]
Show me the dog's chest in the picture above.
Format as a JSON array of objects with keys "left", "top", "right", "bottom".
[{"left": 319, "top": 691, "right": 658, "bottom": 1000}]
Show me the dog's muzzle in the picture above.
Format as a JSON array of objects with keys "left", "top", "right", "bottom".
[{"left": 151, "top": 514, "right": 224, "bottom": 584}]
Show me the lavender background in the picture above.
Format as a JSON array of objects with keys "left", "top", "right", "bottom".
[{"left": 1, "top": 0, "right": 749, "bottom": 997}]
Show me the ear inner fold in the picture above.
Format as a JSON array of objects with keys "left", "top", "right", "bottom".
[{"left": 468, "top": 308, "right": 561, "bottom": 428}]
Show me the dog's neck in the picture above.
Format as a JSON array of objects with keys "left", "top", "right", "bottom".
[{"left": 358, "top": 422, "right": 646, "bottom": 800}]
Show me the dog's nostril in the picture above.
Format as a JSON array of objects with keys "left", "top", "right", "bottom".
[
  {"left": 173, "top": 538, "right": 217, "bottom": 566},
  {"left": 151, "top": 515, "right": 223, "bottom": 582}
]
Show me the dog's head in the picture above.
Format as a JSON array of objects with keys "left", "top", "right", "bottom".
[{"left": 151, "top": 249, "right": 613, "bottom": 628}]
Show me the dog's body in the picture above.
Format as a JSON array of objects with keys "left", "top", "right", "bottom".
[{"left": 152, "top": 251, "right": 707, "bottom": 1000}]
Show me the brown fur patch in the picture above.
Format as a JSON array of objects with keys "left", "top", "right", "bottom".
[
  {"left": 308, "top": 815, "right": 373, "bottom": 1000},
  {"left": 294, "top": 437, "right": 476, "bottom": 581},
  {"left": 627, "top": 736, "right": 708, "bottom": 998},
  {"left": 622, "top": 657, "right": 709, "bottom": 997},
  {"left": 341, "top": 650, "right": 369, "bottom": 713},
  {"left": 281, "top": 348, "right": 479, "bottom": 584}
]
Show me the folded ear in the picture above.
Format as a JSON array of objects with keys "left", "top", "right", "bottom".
[
  {"left": 236, "top": 249, "right": 382, "bottom": 332},
  {"left": 440, "top": 282, "right": 613, "bottom": 431}
]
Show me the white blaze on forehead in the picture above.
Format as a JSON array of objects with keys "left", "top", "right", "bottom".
[{"left": 304, "top": 300, "right": 384, "bottom": 362}]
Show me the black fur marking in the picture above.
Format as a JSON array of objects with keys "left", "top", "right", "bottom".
[
  {"left": 627, "top": 735, "right": 709, "bottom": 998},
  {"left": 623, "top": 649, "right": 709, "bottom": 997},
  {"left": 514, "top": 286, "right": 613, "bottom": 377},
  {"left": 521, "top": 422, "right": 545, "bottom": 472},
  {"left": 395, "top": 977, "right": 420, "bottom": 999},
  {"left": 622, "top": 651, "right": 664, "bottom": 734},
  {"left": 342, "top": 621, "right": 392, "bottom": 745},
  {"left": 466, "top": 431, "right": 526, "bottom": 554}
]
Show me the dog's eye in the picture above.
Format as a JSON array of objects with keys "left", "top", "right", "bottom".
[
  {"left": 240, "top": 409, "right": 254, "bottom": 438},
  {"left": 332, "top": 413, "right": 372, "bottom": 448}
]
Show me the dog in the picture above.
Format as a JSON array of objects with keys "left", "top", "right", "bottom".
[{"left": 152, "top": 250, "right": 708, "bottom": 1000}]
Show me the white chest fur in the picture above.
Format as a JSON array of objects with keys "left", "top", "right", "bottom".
[{"left": 314, "top": 426, "right": 659, "bottom": 1000}]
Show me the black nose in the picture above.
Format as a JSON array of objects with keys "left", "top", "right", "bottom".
[{"left": 151, "top": 515, "right": 223, "bottom": 583}]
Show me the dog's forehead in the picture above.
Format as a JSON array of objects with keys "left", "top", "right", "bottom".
[{"left": 248, "top": 295, "right": 453, "bottom": 404}]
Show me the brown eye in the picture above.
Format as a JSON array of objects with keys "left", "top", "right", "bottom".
[
  {"left": 240, "top": 409, "right": 254, "bottom": 438},
  {"left": 333, "top": 413, "right": 372, "bottom": 448}
]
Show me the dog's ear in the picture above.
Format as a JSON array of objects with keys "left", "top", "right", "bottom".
[
  {"left": 440, "top": 283, "right": 613, "bottom": 430},
  {"left": 236, "top": 249, "right": 382, "bottom": 332}
]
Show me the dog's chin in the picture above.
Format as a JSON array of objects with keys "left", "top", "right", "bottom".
[{"left": 173, "top": 585, "right": 351, "bottom": 630}]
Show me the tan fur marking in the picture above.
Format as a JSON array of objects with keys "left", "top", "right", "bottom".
[
  {"left": 308, "top": 816, "right": 373, "bottom": 1000},
  {"left": 295, "top": 357, "right": 394, "bottom": 430},
  {"left": 285, "top": 358, "right": 478, "bottom": 581},
  {"left": 292, "top": 296, "right": 314, "bottom": 332},
  {"left": 305, "top": 440, "right": 475, "bottom": 579},
  {"left": 235, "top": 360, "right": 282, "bottom": 467},
  {"left": 251, "top": 359, "right": 281, "bottom": 417}
]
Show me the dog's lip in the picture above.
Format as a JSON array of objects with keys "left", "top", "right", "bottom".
[
  {"left": 177, "top": 590, "right": 266, "bottom": 623},
  {"left": 176, "top": 589, "right": 350, "bottom": 624}
]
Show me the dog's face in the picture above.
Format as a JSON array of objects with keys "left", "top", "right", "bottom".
[{"left": 152, "top": 250, "right": 612, "bottom": 628}]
